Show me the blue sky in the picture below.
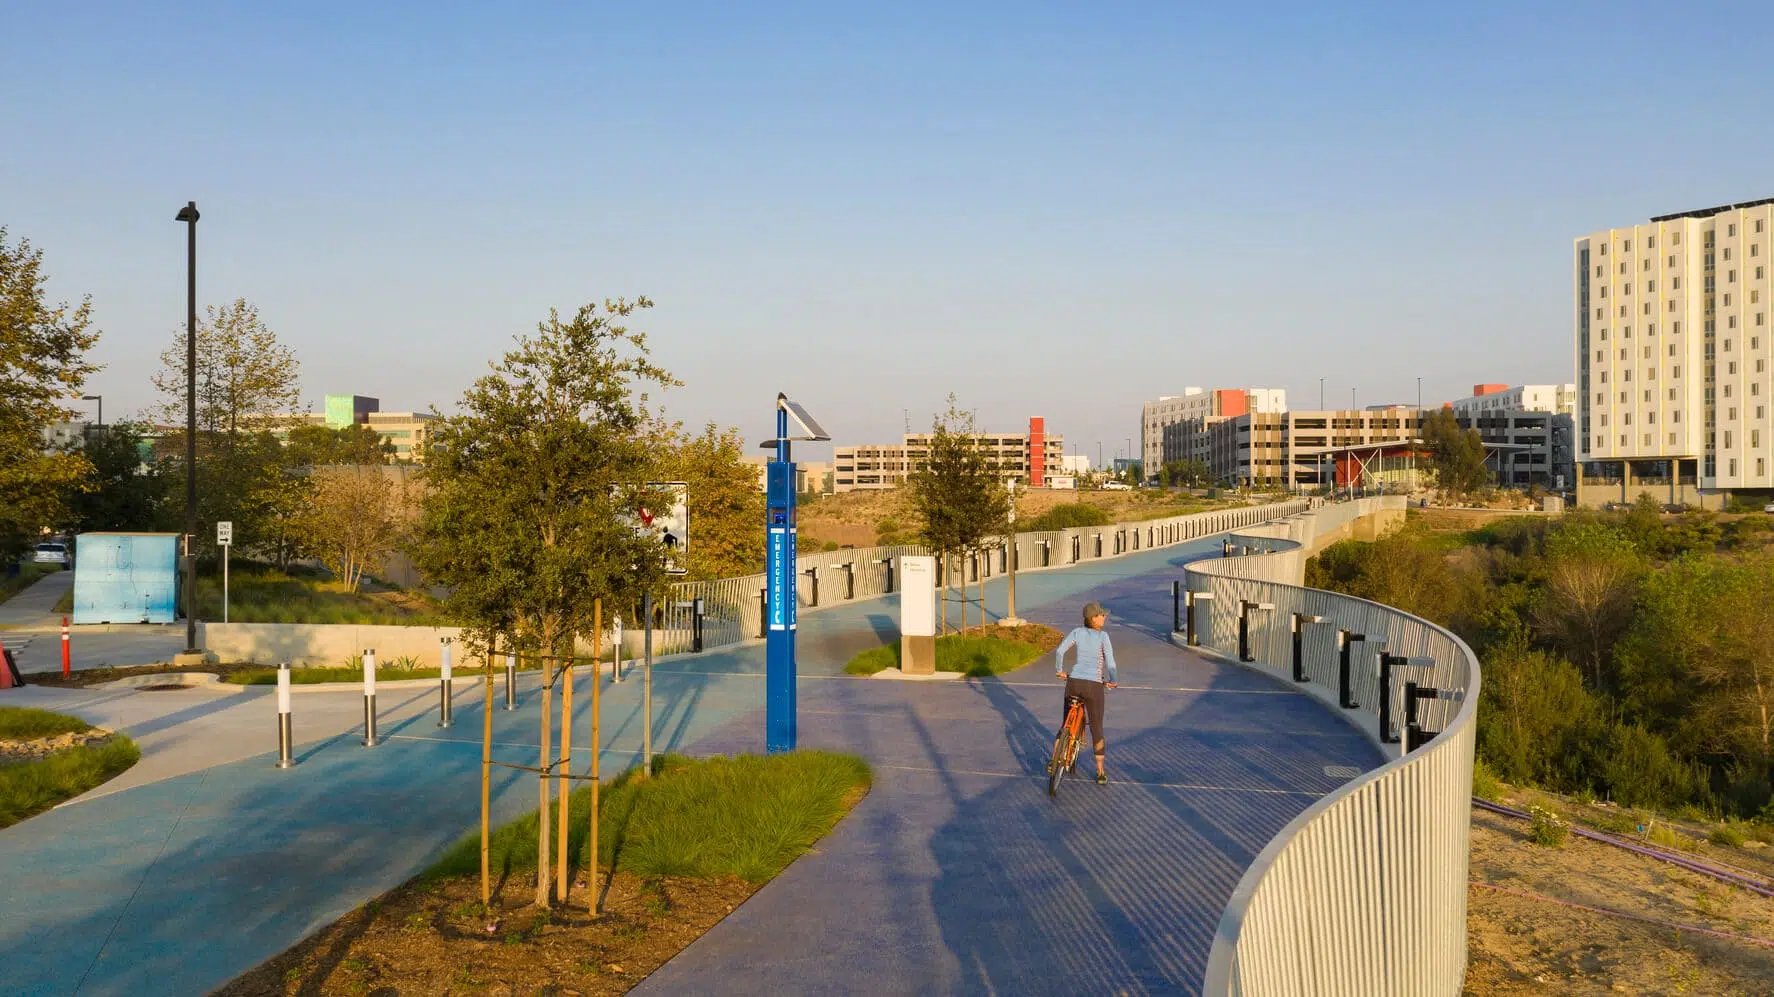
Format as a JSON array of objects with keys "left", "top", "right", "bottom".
[{"left": 7, "top": 2, "right": 1774, "bottom": 463}]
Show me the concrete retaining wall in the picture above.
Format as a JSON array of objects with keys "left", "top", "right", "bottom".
[{"left": 198, "top": 622, "right": 488, "bottom": 668}]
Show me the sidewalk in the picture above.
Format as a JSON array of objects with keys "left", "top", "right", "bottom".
[
  {"left": 0, "top": 536, "right": 1365, "bottom": 996},
  {"left": 0, "top": 567, "right": 72, "bottom": 627}
]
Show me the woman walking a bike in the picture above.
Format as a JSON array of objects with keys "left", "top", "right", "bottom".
[{"left": 1053, "top": 601, "right": 1118, "bottom": 786}]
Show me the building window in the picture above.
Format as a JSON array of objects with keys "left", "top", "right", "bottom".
[
  {"left": 1600, "top": 414, "right": 1609, "bottom": 427},
  {"left": 1728, "top": 224, "right": 1736, "bottom": 237},
  {"left": 1761, "top": 459, "right": 1767, "bottom": 477},
  {"left": 1672, "top": 232, "right": 1681, "bottom": 246},
  {"left": 1730, "top": 459, "right": 1738, "bottom": 476},
  {"left": 1624, "top": 413, "right": 1632, "bottom": 426},
  {"left": 1673, "top": 409, "right": 1681, "bottom": 422},
  {"left": 1620, "top": 306, "right": 1628, "bottom": 318},
  {"left": 1648, "top": 235, "right": 1656, "bottom": 248},
  {"left": 1731, "top": 316, "right": 1738, "bottom": 329},
  {"left": 1600, "top": 244, "right": 1607, "bottom": 256},
  {"left": 1726, "top": 293, "right": 1735, "bottom": 306},
  {"left": 1729, "top": 361, "right": 1738, "bottom": 375},
  {"left": 1647, "top": 280, "right": 1655, "bottom": 292},
  {"left": 1600, "top": 371, "right": 1609, "bottom": 383},
  {"left": 1669, "top": 254, "right": 1678, "bottom": 266},
  {"left": 1726, "top": 431, "right": 1734, "bottom": 448},
  {"left": 1599, "top": 286, "right": 1608, "bottom": 299},
  {"left": 1673, "top": 321, "right": 1681, "bottom": 334},
  {"left": 1644, "top": 346, "right": 1653, "bottom": 359},
  {"left": 1648, "top": 323, "right": 1657, "bottom": 335},
  {"left": 1672, "top": 364, "right": 1680, "bottom": 377},
  {"left": 1624, "top": 239, "right": 1632, "bottom": 251},
  {"left": 1670, "top": 432, "right": 1678, "bottom": 445},
  {"left": 1648, "top": 411, "right": 1658, "bottom": 424},
  {"left": 1624, "top": 370, "right": 1633, "bottom": 382}
]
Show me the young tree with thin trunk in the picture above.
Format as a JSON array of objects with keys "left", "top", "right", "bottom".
[
  {"left": 408, "top": 298, "right": 674, "bottom": 907},
  {"left": 909, "top": 397, "right": 1010, "bottom": 634},
  {"left": 151, "top": 297, "right": 302, "bottom": 559},
  {"left": 659, "top": 423, "right": 764, "bottom": 579},
  {"left": 0, "top": 229, "right": 100, "bottom": 560},
  {"left": 294, "top": 466, "right": 404, "bottom": 592}
]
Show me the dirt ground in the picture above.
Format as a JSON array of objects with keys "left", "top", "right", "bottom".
[
  {"left": 216, "top": 871, "right": 758, "bottom": 997},
  {"left": 0, "top": 727, "right": 115, "bottom": 763},
  {"left": 1464, "top": 804, "right": 1774, "bottom": 996}
]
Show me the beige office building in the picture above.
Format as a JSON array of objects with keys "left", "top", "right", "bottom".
[
  {"left": 1141, "top": 387, "right": 1285, "bottom": 474},
  {"left": 275, "top": 394, "right": 437, "bottom": 462},
  {"left": 833, "top": 421, "right": 1065, "bottom": 492},
  {"left": 1575, "top": 197, "right": 1774, "bottom": 506}
]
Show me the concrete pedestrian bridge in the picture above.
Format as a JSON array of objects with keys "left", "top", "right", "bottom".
[{"left": 0, "top": 497, "right": 1477, "bottom": 996}]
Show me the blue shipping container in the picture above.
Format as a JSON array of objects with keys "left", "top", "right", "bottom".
[{"left": 73, "top": 533, "right": 181, "bottom": 624}]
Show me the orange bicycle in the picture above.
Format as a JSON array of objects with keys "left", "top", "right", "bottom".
[{"left": 1048, "top": 695, "right": 1087, "bottom": 797}]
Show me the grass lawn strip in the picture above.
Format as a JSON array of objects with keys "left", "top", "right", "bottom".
[
  {"left": 218, "top": 751, "right": 871, "bottom": 996},
  {"left": 0, "top": 562, "right": 55, "bottom": 604},
  {"left": 0, "top": 706, "right": 140, "bottom": 828},
  {"left": 845, "top": 622, "right": 1064, "bottom": 676}
]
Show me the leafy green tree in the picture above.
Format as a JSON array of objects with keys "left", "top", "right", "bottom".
[
  {"left": 151, "top": 297, "right": 303, "bottom": 559},
  {"left": 1421, "top": 408, "right": 1488, "bottom": 497},
  {"left": 408, "top": 298, "right": 674, "bottom": 654},
  {"left": 909, "top": 397, "right": 1009, "bottom": 632},
  {"left": 293, "top": 466, "right": 404, "bottom": 592},
  {"left": 659, "top": 423, "right": 764, "bottom": 580},
  {"left": 1159, "top": 458, "right": 1210, "bottom": 488},
  {"left": 1477, "top": 636, "right": 1602, "bottom": 788},
  {"left": 0, "top": 229, "right": 100, "bottom": 560},
  {"left": 65, "top": 423, "right": 167, "bottom": 533},
  {"left": 285, "top": 423, "right": 394, "bottom": 466}
]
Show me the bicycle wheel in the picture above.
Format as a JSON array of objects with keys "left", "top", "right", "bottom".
[{"left": 1048, "top": 727, "right": 1070, "bottom": 797}]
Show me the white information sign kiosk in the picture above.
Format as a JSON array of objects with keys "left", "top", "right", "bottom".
[{"left": 899, "top": 555, "right": 936, "bottom": 674}]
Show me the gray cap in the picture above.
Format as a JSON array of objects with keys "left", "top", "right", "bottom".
[{"left": 1082, "top": 601, "right": 1108, "bottom": 624}]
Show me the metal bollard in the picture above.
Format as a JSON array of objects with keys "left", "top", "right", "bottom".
[
  {"left": 758, "top": 588, "right": 768, "bottom": 639},
  {"left": 1171, "top": 580, "right": 1182, "bottom": 633},
  {"left": 692, "top": 597, "right": 705, "bottom": 652},
  {"left": 504, "top": 651, "right": 517, "bottom": 710},
  {"left": 613, "top": 615, "right": 625, "bottom": 682},
  {"left": 437, "top": 639, "right": 453, "bottom": 728},
  {"left": 276, "top": 664, "right": 294, "bottom": 768},
  {"left": 61, "top": 616, "right": 71, "bottom": 678},
  {"left": 361, "top": 648, "right": 379, "bottom": 747}
]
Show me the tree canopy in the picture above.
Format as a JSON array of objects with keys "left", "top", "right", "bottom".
[
  {"left": 0, "top": 229, "right": 100, "bottom": 560},
  {"left": 1420, "top": 408, "right": 1488, "bottom": 497},
  {"left": 407, "top": 299, "right": 676, "bottom": 656},
  {"left": 908, "top": 398, "right": 1009, "bottom": 561},
  {"left": 658, "top": 423, "right": 764, "bottom": 580}
]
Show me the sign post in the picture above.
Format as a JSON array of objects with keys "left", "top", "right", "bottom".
[
  {"left": 216, "top": 521, "right": 233, "bottom": 623},
  {"left": 999, "top": 479, "right": 1024, "bottom": 626},
  {"left": 900, "top": 556, "right": 936, "bottom": 674},
  {"left": 764, "top": 394, "right": 829, "bottom": 753}
]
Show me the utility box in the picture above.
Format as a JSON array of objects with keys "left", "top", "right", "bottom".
[{"left": 73, "top": 532, "right": 181, "bottom": 624}]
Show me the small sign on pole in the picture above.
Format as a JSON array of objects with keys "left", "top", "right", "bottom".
[{"left": 217, "top": 522, "right": 233, "bottom": 623}]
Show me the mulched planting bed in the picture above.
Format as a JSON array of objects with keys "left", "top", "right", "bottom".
[{"left": 218, "top": 871, "right": 756, "bottom": 996}]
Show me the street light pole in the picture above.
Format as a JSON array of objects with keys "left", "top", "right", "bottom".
[
  {"left": 176, "top": 201, "right": 200, "bottom": 655},
  {"left": 1319, "top": 377, "right": 1325, "bottom": 411},
  {"left": 82, "top": 395, "right": 102, "bottom": 427}
]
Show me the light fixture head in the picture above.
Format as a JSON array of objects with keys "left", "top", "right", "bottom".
[{"left": 175, "top": 201, "right": 200, "bottom": 223}]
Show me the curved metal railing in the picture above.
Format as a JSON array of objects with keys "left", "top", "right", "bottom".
[{"left": 1185, "top": 497, "right": 1480, "bottom": 997}]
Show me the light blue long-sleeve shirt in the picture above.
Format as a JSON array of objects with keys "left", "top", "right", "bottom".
[{"left": 1056, "top": 626, "right": 1117, "bottom": 684}]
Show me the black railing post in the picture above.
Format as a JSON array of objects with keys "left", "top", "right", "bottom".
[
  {"left": 692, "top": 597, "right": 705, "bottom": 653},
  {"left": 1172, "top": 580, "right": 1181, "bottom": 633},
  {"left": 1378, "top": 652, "right": 1399, "bottom": 743},
  {"left": 1291, "top": 612, "right": 1324, "bottom": 682},
  {"left": 1338, "top": 630, "right": 1364, "bottom": 709},
  {"left": 758, "top": 588, "right": 767, "bottom": 639},
  {"left": 1238, "top": 600, "right": 1252, "bottom": 661}
]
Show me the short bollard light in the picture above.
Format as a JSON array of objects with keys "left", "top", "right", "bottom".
[
  {"left": 1171, "top": 580, "right": 1183, "bottom": 633},
  {"left": 437, "top": 638, "right": 454, "bottom": 728},
  {"left": 1222, "top": 537, "right": 1234, "bottom": 558},
  {"left": 503, "top": 651, "right": 517, "bottom": 710},
  {"left": 1185, "top": 590, "right": 1214, "bottom": 647},
  {"left": 874, "top": 556, "right": 896, "bottom": 593},
  {"left": 275, "top": 664, "right": 294, "bottom": 769},
  {"left": 614, "top": 614, "right": 626, "bottom": 682},
  {"left": 1291, "top": 613, "right": 1328, "bottom": 683},
  {"left": 1404, "top": 678, "right": 1451, "bottom": 753},
  {"left": 1237, "top": 600, "right": 1274, "bottom": 663},
  {"left": 361, "top": 648, "right": 379, "bottom": 747}
]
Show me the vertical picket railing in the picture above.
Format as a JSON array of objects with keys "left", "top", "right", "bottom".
[
  {"left": 1183, "top": 496, "right": 1479, "bottom": 997},
  {"left": 661, "top": 497, "right": 1315, "bottom": 654}
]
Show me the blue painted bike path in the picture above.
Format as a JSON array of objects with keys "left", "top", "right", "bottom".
[
  {"left": 0, "top": 534, "right": 1370, "bottom": 996},
  {"left": 635, "top": 556, "right": 1384, "bottom": 996}
]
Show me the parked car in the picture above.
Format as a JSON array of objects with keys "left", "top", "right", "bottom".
[
  {"left": 32, "top": 542, "right": 71, "bottom": 568},
  {"left": 1101, "top": 481, "right": 1132, "bottom": 491},
  {"left": 1764, "top": 502, "right": 1774, "bottom": 514}
]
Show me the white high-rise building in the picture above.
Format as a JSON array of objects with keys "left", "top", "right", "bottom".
[{"left": 1575, "top": 197, "right": 1774, "bottom": 506}]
